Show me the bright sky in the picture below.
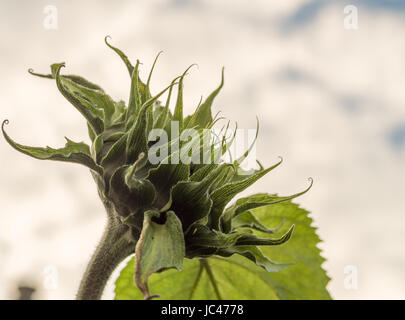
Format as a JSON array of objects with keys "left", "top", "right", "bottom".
[{"left": 0, "top": 0, "right": 404, "bottom": 299}]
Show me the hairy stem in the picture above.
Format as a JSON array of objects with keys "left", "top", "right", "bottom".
[{"left": 76, "top": 202, "right": 135, "bottom": 300}]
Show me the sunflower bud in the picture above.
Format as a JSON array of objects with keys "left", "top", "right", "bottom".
[{"left": 2, "top": 37, "right": 312, "bottom": 299}]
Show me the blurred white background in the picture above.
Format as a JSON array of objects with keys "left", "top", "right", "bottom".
[{"left": 1, "top": 0, "right": 404, "bottom": 299}]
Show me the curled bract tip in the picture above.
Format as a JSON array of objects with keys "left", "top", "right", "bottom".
[
  {"left": 28, "top": 68, "right": 53, "bottom": 79},
  {"left": 2, "top": 119, "right": 9, "bottom": 130},
  {"left": 278, "top": 156, "right": 284, "bottom": 163},
  {"left": 298, "top": 177, "right": 314, "bottom": 197},
  {"left": 104, "top": 35, "right": 112, "bottom": 45}
]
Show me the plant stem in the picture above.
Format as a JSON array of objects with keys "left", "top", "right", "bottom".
[
  {"left": 76, "top": 202, "right": 135, "bottom": 300},
  {"left": 187, "top": 261, "right": 204, "bottom": 300},
  {"left": 201, "top": 259, "right": 222, "bottom": 300}
]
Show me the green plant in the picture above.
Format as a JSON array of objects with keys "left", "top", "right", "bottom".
[{"left": 2, "top": 38, "right": 330, "bottom": 300}]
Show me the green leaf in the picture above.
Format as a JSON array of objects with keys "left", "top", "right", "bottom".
[
  {"left": 104, "top": 36, "right": 148, "bottom": 103},
  {"left": 108, "top": 164, "right": 156, "bottom": 217},
  {"left": 147, "top": 163, "right": 190, "bottom": 209},
  {"left": 29, "top": 65, "right": 116, "bottom": 130},
  {"left": 209, "top": 158, "right": 283, "bottom": 230},
  {"left": 52, "top": 63, "right": 105, "bottom": 135},
  {"left": 153, "top": 78, "right": 176, "bottom": 130},
  {"left": 187, "top": 67, "right": 224, "bottom": 129},
  {"left": 185, "top": 224, "right": 248, "bottom": 250},
  {"left": 87, "top": 122, "right": 96, "bottom": 142},
  {"left": 251, "top": 200, "right": 331, "bottom": 299},
  {"left": 112, "top": 100, "right": 127, "bottom": 124},
  {"left": 225, "top": 181, "right": 313, "bottom": 219},
  {"left": 234, "top": 225, "right": 294, "bottom": 246},
  {"left": 62, "top": 74, "right": 105, "bottom": 92},
  {"left": 2, "top": 120, "right": 102, "bottom": 175},
  {"left": 28, "top": 67, "right": 105, "bottom": 92},
  {"left": 168, "top": 164, "right": 231, "bottom": 232},
  {"left": 63, "top": 76, "right": 115, "bottom": 127},
  {"left": 173, "top": 65, "right": 196, "bottom": 130},
  {"left": 104, "top": 36, "right": 134, "bottom": 76},
  {"left": 115, "top": 200, "right": 331, "bottom": 300},
  {"left": 134, "top": 210, "right": 185, "bottom": 299},
  {"left": 125, "top": 103, "right": 150, "bottom": 164},
  {"left": 169, "top": 180, "right": 213, "bottom": 232},
  {"left": 127, "top": 60, "right": 142, "bottom": 120},
  {"left": 100, "top": 132, "right": 128, "bottom": 171},
  {"left": 189, "top": 164, "right": 217, "bottom": 182},
  {"left": 231, "top": 210, "right": 282, "bottom": 233},
  {"left": 115, "top": 256, "right": 287, "bottom": 300},
  {"left": 146, "top": 51, "right": 163, "bottom": 99},
  {"left": 216, "top": 245, "right": 291, "bottom": 273},
  {"left": 126, "top": 81, "right": 178, "bottom": 164},
  {"left": 220, "top": 180, "right": 312, "bottom": 233}
]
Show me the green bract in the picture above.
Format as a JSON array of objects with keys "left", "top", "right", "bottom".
[{"left": 2, "top": 37, "right": 313, "bottom": 300}]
